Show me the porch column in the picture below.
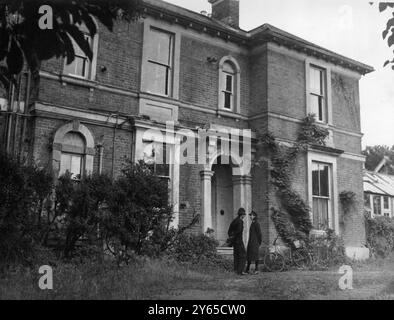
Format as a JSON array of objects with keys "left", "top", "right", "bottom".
[
  {"left": 233, "top": 175, "right": 249, "bottom": 247},
  {"left": 200, "top": 170, "right": 214, "bottom": 233},
  {"left": 243, "top": 175, "right": 252, "bottom": 246}
]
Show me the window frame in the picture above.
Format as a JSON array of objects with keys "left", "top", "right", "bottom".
[
  {"left": 311, "top": 161, "right": 332, "bottom": 230},
  {"left": 146, "top": 27, "right": 175, "bottom": 97},
  {"left": 306, "top": 60, "right": 332, "bottom": 126},
  {"left": 308, "top": 152, "right": 338, "bottom": 233},
  {"left": 62, "top": 22, "right": 99, "bottom": 81},
  {"left": 218, "top": 56, "right": 241, "bottom": 114},
  {"left": 309, "top": 65, "right": 327, "bottom": 123},
  {"left": 141, "top": 20, "right": 180, "bottom": 99},
  {"left": 59, "top": 152, "right": 84, "bottom": 180}
]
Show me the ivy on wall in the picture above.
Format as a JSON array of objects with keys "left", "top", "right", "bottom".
[{"left": 257, "top": 114, "right": 330, "bottom": 248}]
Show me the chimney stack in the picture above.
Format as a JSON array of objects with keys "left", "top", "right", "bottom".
[{"left": 208, "top": 0, "right": 240, "bottom": 28}]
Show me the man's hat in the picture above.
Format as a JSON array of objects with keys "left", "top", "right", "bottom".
[{"left": 238, "top": 208, "right": 246, "bottom": 216}]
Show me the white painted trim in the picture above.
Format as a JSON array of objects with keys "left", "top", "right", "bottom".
[
  {"left": 134, "top": 125, "right": 180, "bottom": 229},
  {"left": 139, "top": 98, "right": 179, "bottom": 122},
  {"left": 307, "top": 151, "right": 339, "bottom": 234}
]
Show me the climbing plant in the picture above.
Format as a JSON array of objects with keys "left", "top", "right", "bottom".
[{"left": 257, "top": 114, "right": 330, "bottom": 248}]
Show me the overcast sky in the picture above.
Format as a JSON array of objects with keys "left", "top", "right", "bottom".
[{"left": 165, "top": 0, "right": 394, "bottom": 148}]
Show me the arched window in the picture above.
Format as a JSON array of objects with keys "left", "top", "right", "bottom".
[
  {"left": 63, "top": 20, "right": 99, "bottom": 80},
  {"left": 53, "top": 121, "right": 95, "bottom": 179},
  {"left": 218, "top": 56, "right": 241, "bottom": 113},
  {"left": 59, "top": 132, "right": 86, "bottom": 179}
]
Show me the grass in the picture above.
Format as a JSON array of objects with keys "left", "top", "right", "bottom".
[{"left": 1, "top": 255, "right": 394, "bottom": 300}]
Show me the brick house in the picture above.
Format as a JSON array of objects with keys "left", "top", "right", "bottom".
[{"left": 0, "top": 0, "right": 374, "bottom": 259}]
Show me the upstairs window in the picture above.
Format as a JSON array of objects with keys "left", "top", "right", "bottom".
[
  {"left": 146, "top": 28, "right": 174, "bottom": 96},
  {"left": 63, "top": 34, "right": 92, "bottom": 78},
  {"left": 222, "top": 62, "right": 235, "bottom": 110},
  {"left": 218, "top": 57, "right": 240, "bottom": 113},
  {"left": 312, "top": 162, "right": 331, "bottom": 230},
  {"left": 309, "top": 66, "right": 327, "bottom": 123}
]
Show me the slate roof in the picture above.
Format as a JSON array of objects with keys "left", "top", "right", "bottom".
[{"left": 364, "top": 171, "right": 394, "bottom": 196}]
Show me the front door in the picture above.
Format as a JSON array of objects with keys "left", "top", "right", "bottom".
[{"left": 212, "top": 164, "right": 234, "bottom": 245}]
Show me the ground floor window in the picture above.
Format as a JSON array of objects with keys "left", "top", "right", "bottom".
[
  {"left": 366, "top": 193, "right": 392, "bottom": 218},
  {"left": 311, "top": 161, "right": 332, "bottom": 230},
  {"left": 59, "top": 153, "right": 83, "bottom": 180}
]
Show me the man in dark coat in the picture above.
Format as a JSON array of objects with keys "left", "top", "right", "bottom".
[
  {"left": 227, "top": 208, "right": 247, "bottom": 275},
  {"left": 245, "top": 211, "right": 262, "bottom": 274}
]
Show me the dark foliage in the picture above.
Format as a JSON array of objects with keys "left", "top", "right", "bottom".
[
  {"left": 365, "top": 212, "right": 394, "bottom": 258},
  {"left": 379, "top": 2, "right": 394, "bottom": 69},
  {"left": 362, "top": 145, "right": 394, "bottom": 174},
  {"left": 0, "top": 0, "right": 142, "bottom": 88},
  {"left": 0, "top": 152, "right": 53, "bottom": 268},
  {"left": 257, "top": 114, "right": 330, "bottom": 248}
]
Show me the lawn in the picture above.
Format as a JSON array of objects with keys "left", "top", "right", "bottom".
[{"left": 1, "top": 256, "right": 394, "bottom": 300}]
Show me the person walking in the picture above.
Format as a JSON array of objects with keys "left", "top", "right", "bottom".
[
  {"left": 245, "top": 211, "right": 262, "bottom": 275},
  {"left": 227, "top": 208, "right": 247, "bottom": 275}
]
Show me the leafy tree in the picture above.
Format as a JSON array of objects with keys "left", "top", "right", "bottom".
[
  {"left": 0, "top": 0, "right": 142, "bottom": 89},
  {"left": 362, "top": 145, "right": 394, "bottom": 173},
  {"left": 379, "top": 2, "right": 394, "bottom": 69}
]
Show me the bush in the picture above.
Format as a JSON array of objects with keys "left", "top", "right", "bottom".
[
  {"left": 101, "top": 160, "right": 173, "bottom": 259},
  {"left": 169, "top": 233, "right": 233, "bottom": 272},
  {"left": 307, "top": 229, "right": 347, "bottom": 270},
  {"left": 0, "top": 152, "right": 53, "bottom": 268},
  {"left": 365, "top": 212, "right": 394, "bottom": 258}
]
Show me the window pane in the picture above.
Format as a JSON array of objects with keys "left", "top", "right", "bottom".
[
  {"left": 310, "top": 67, "right": 322, "bottom": 95},
  {"left": 226, "top": 75, "right": 233, "bottom": 92},
  {"left": 63, "top": 132, "right": 85, "bottom": 149},
  {"left": 59, "top": 154, "right": 72, "bottom": 177},
  {"left": 148, "top": 28, "right": 172, "bottom": 65},
  {"left": 71, "top": 155, "right": 82, "bottom": 178},
  {"left": 224, "top": 92, "right": 232, "bottom": 109},
  {"left": 373, "top": 196, "right": 382, "bottom": 215},
  {"left": 364, "top": 194, "right": 371, "bottom": 208},
  {"left": 310, "top": 95, "right": 324, "bottom": 122},
  {"left": 312, "top": 162, "right": 319, "bottom": 196},
  {"left": 146, "top": 63, "right": 169, "bottom": 95},
  {"left": 384, "top": 197, "right": 389, "bottom": 209},
  {"left": 313, "top": 197, "right": 329, "bottom": 230},
  {"left": 319, "top": 165, "right": 330, "bottom": 197}
]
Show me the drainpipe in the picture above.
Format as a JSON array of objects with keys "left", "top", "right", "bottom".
[
  {"left": 5, "top": 82, "right": 16, "bottom": 154},
  {"left": 12, "top": 73, "right": 23, "bottom": 157},
  {"left": 97, "top": 144, "right": 104, "bottom": 175},
  {"left": 18, "top": 71, "right": 31, "bottom": 162},
  {"left": 111, "top": 113, "right": 119, "bottom": 180}
]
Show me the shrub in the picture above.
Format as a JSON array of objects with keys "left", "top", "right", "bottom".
[
  {"left": 307, "top": 229, "right": 347, "bottom": 270},
  {"left": 101, "top": 160, "right": 173, "bottom": 259},
  {"left": 365, "top": 212, "right": 394, "bottom": 258},
  {"left": 168, "top": 233, "right": 233, "bottom": 272},
  {"left": 0, "top": 152, "right": 53, "bottom": 268}
]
